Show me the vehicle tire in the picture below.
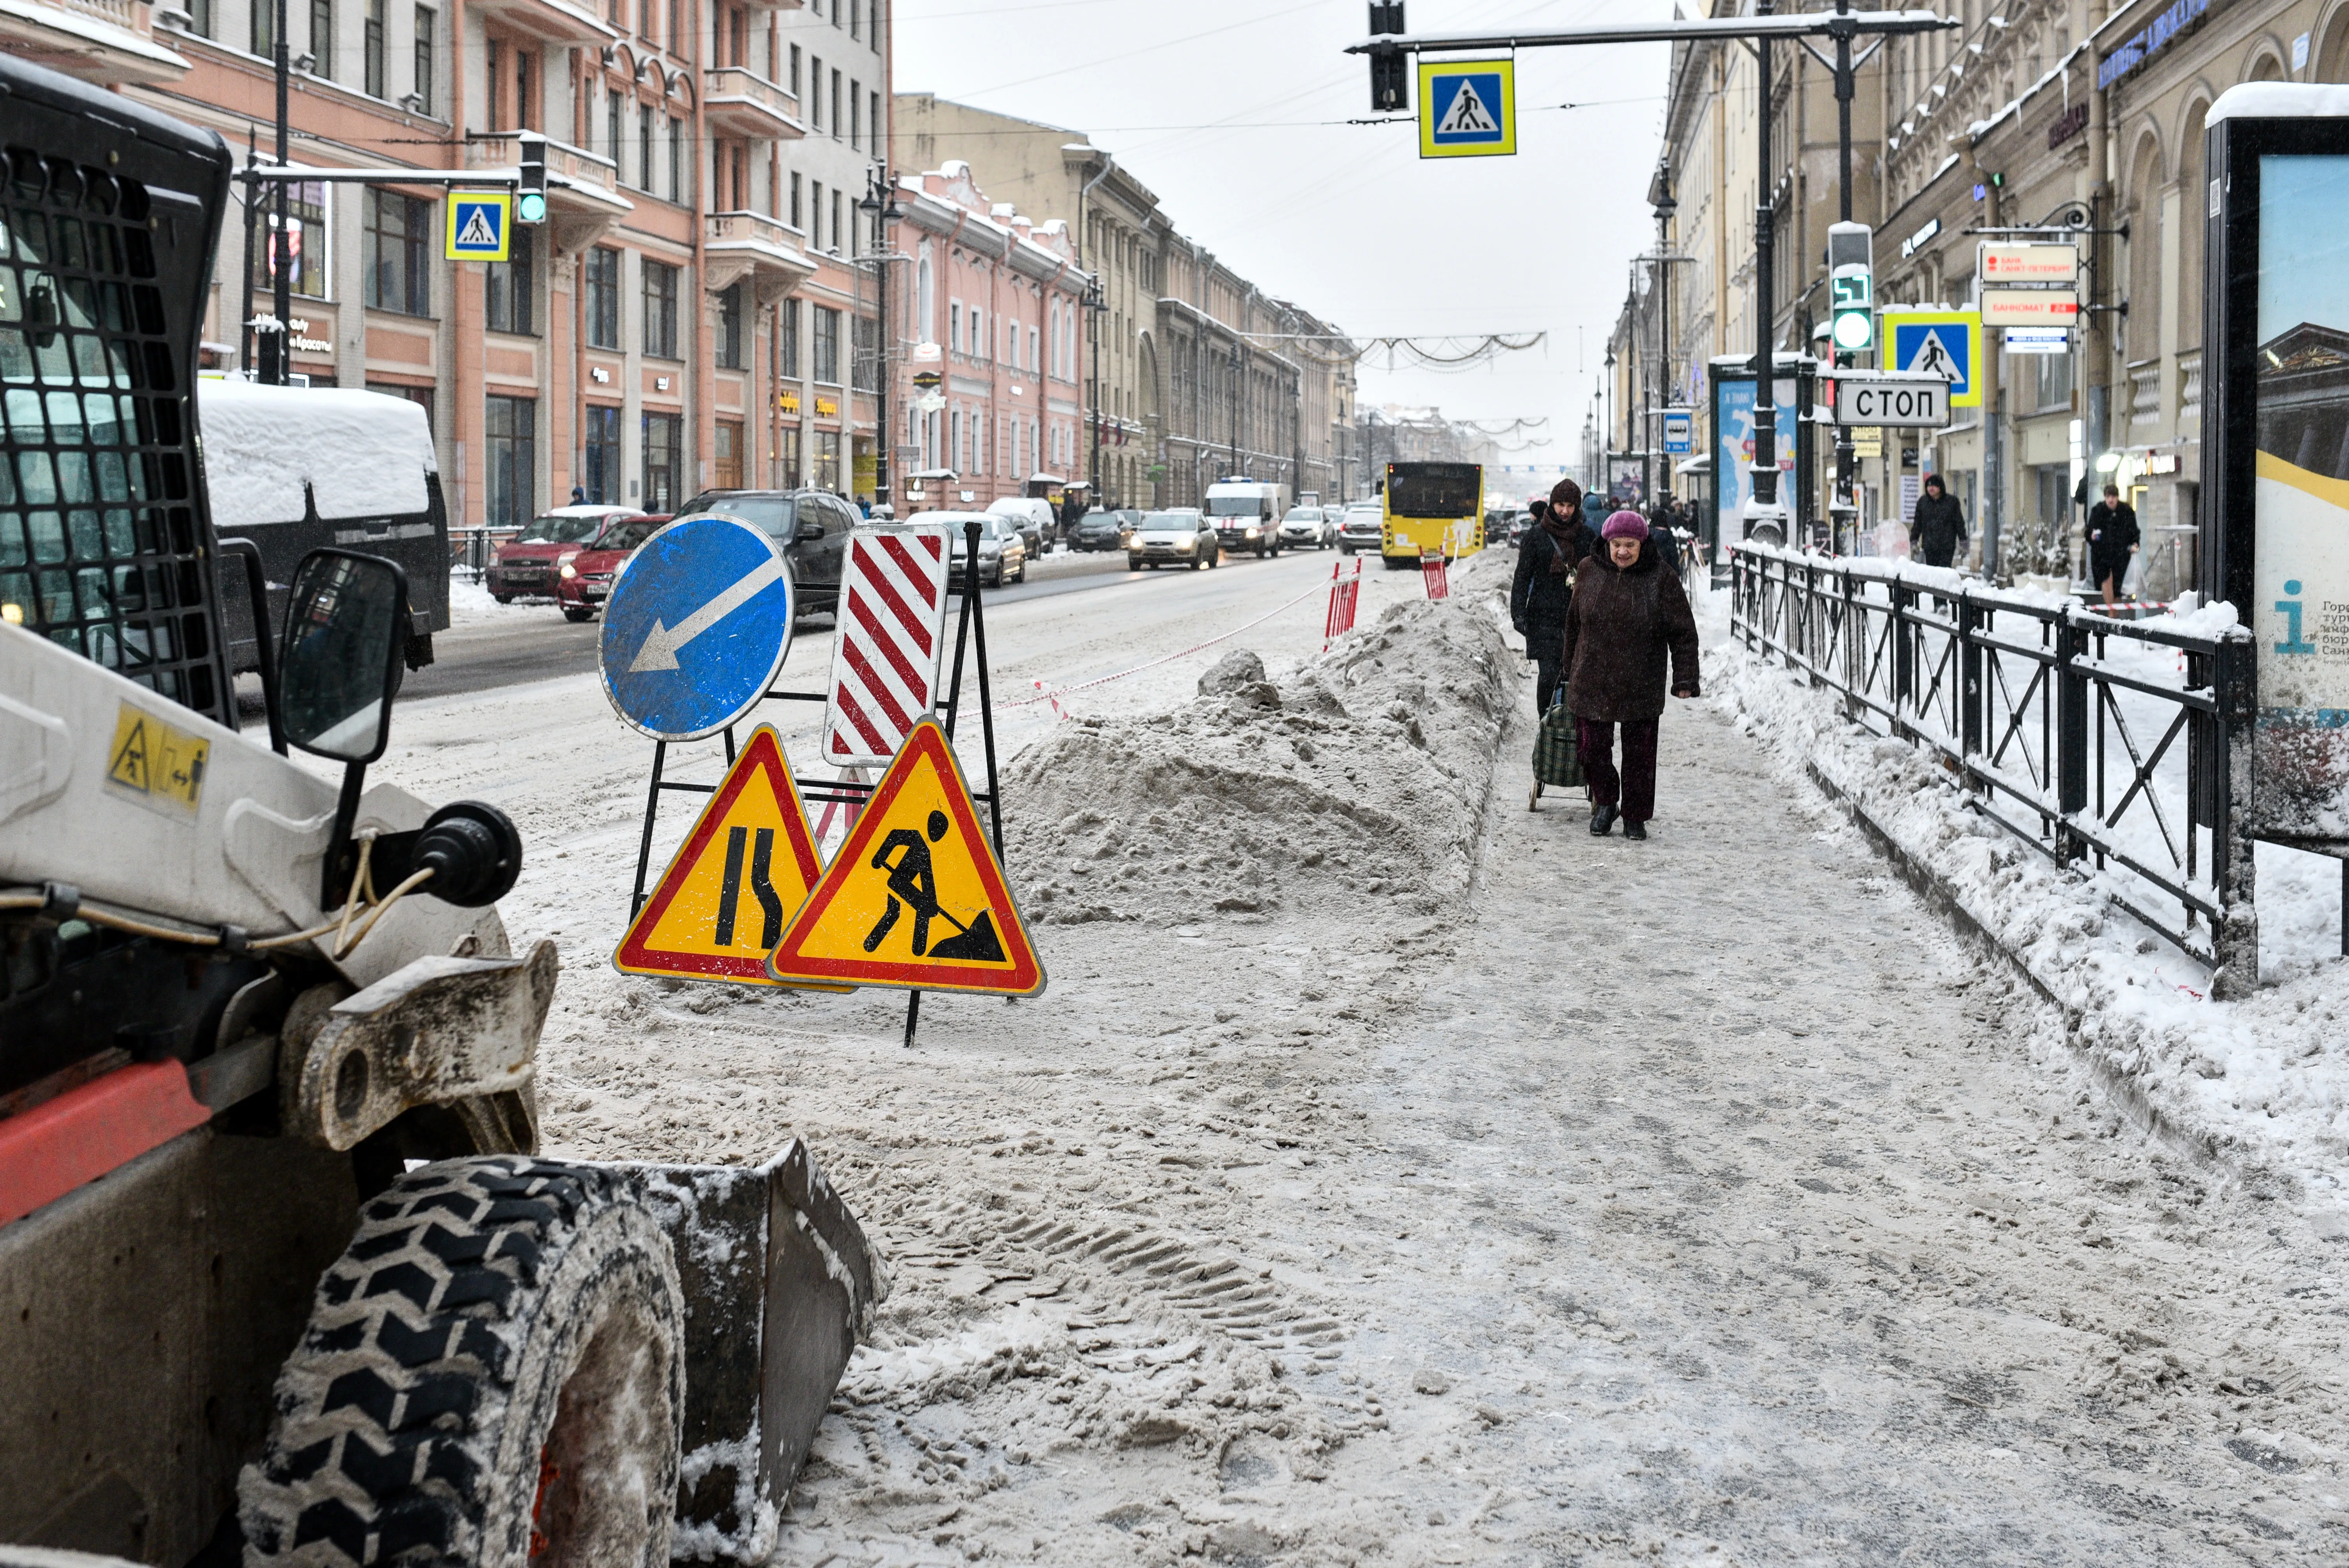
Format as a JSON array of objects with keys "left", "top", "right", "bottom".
[
  {"left": 561, "top": 607, "right": 593, "bottom": 623},
  {"left": 1128, "top": 556, "right": 1143, "bottom": 570},
  {"left": 241, "top": 1158, "right": 687, "bottom": 1568},
  {"left": 494, "top": 595, "right": 515, "bottom": 606},
  {"left": 1190, "top": 553, "right": 1204, "bottom": 571}
]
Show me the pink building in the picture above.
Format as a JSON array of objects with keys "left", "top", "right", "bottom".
[{"left": 889, "top": 162, "right": 1086, "bottom": 514}]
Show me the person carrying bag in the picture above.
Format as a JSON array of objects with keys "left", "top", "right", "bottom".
[{"left": 1530, "top": 678, "right": 1586, "bottom": 810}]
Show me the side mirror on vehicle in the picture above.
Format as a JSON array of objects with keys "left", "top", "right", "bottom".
[
  {"left": 280, "top": 549, "right": 408, "bottom": 764},
  {"left": 795, "top": 522, "right": 826, "bottom": 542},
  {"left": 278, "top": 548, "right": 412, "bottom": 908}
]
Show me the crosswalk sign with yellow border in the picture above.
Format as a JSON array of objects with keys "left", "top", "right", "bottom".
[
  {"left": 614, "top": 725, "right": 845, "bottom": 988},
  {"left": 1419, "top": 58, "right": 1515, "bottom": 159},
  {"left": 1881, "top": 308, "right": 1982, "bottom": 408},
  {"left": 765, "top": 715, "right": 1044, "bottom": 997},
  {"left": 446, "top": 192, "right": 512, "bottom": 261}
]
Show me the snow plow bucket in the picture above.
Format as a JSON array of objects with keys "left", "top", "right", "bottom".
[{"left": 623, "top": 1139, "right": 888, "bottom": 1562}]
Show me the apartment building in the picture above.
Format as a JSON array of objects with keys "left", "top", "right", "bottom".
[
  {"left": 886, "top": 160, "right": 1087, "bottom": 514},
  {"left": 892, "top": 93, "right": 1357, "bottom": 510},
  {"left": 4, "top": 0, "right": 892, "bottom": 524}
]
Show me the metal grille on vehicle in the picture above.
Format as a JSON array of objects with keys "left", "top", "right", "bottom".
[{"left": 0, "top": 147, "right": 229, "bottom": 725}]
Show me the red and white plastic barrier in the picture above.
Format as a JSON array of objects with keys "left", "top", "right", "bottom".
[
  {"left": 1420, "top": 551, "right": 1450, "bottom": 600},
  {"left": 1324, "top": 557, "right": 1362, "bottom": 648}
]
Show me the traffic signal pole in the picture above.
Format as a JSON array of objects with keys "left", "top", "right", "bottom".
[{"left": 1344, "top": 4, "right": 1954, "bottom": 547}]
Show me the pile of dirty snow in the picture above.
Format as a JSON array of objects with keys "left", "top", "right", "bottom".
[{"left": 1002, "top": 550, "right": 1515, "bottom": 926}]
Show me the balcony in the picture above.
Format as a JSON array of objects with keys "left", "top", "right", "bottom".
[
  {"left": 702, "top": 66, "right": 802, "bottom": 142},
  {"left": 705, "top": 210, "right": 814, "bottom": 306},
  {"left": 464, "top": 0, "right": 613, "bottom": 45},
  {"left": 2178, "top": 350, "right": 2203, "bottom": 432},
  {"left": 465, "top": 133, "right": 632, "bottom": 251},
  {"left": 2127, "top": 359, "right": 2163, "bottom": 433},
  {"left": 0, "top": 0, "right": 189, "bottom": 85}
]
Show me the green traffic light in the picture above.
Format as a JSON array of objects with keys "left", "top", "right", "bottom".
[{"left": 517, "top": 191, "right": 547, "bottom": 225}]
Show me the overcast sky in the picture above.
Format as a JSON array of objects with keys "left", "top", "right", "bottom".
[{"left": 894, "top": 0, "right": 1676, "bottom": 467}]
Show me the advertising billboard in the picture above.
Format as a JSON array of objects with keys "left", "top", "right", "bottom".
[{"left": 1711, "top": 370, "right": 1800, "bottom": 544}]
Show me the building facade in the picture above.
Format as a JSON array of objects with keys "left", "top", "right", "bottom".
[
  {"left": 893, "top": 93, "right": 1357, "bottom": 512},
  {"left": 885, "top": 160, "right": 1085, "bottom": 515},
  {"left": 5, "top": 0, "right": 894, "bottom": 525}
]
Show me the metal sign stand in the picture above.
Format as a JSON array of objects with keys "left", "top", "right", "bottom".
[{"left": 624, "top": 521, "right": 1003, "bottom": 1047}]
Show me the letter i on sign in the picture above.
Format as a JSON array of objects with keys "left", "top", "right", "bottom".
[{"left": 613, "top": 725, "right": 849, "bottom": 989}]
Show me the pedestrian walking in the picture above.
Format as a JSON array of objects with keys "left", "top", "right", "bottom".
[
  {"left": 2085, "top": 482, "right": 2140, "bottom": 612},
  {"left": 1910, "top": 473, "right": 1967, "bottom": 568},
  {"left": 1510, "top": 478, "right": 1599, "bottom": 714},
  {"left": 1561, "top": 511, "right": 1701, "bottom": 841}
]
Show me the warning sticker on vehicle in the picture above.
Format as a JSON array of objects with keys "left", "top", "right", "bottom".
[{"left": 105, "top": 702, "right": 209, "bottom": 818}]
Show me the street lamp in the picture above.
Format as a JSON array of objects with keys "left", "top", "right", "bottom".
[{"left": 858, "top": 170, "right": 907, "bottom": 511}]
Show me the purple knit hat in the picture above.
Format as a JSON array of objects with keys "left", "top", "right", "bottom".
[{"left": 1600, "top": 510, "right": 1649, "bottom": 541}]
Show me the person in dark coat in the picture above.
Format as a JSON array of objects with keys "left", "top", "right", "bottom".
[
  {"left": 1561, "top": 511, "right": 1701, "bottom": 840},
  {"left": 1910, "top": 473, "right": 1967, "bottom": 568},
  {"left": 1510, "top": 477, "right": 1598, "bottom": 713},
  {"left": 2085, "top": 481, "right": 2140, "bottom": 611}
]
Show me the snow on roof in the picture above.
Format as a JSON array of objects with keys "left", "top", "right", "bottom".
[
  {"left": 199, "top": 377, "right": 435, "bottom": 526},
  {"left": 2207, "top": 83, "right": 2349, "bottom": 124}
]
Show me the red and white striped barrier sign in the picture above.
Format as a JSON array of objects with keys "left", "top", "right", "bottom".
[
  {"left": 1420, "top": 551, "right": 1449, "bottom": 600},
  {"left": 822, "top": 524, "right": 953, "bottom": 766},
  {"left": 1324, "top": 557, "right": 1362, "bottom": 647}
]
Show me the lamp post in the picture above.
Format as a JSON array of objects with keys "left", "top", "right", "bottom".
[
  {"left": 1651, "top": 176, "right": 1677, "bottom": 515},
  {"left": 1603, "top": 349, "right": 1616, "bottom": 501},
  {"left": 858, "top": 169, "right": 906, "bottom": 511}
]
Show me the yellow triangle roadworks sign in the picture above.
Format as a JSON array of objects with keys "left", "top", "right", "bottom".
[
  {"left": 614, "top": 725, "right": 845, "bottom": 988},
  {"left": 765, "top": 715, "right": 1044, "bottom": 997}
]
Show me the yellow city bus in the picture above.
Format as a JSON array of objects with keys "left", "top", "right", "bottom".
[{"left": 1380, "top": 461, "right": 1485, "bottom": 569}]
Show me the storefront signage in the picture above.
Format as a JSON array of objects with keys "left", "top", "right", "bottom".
[
  {"left": 2003, "top": 328, "right": 2071, "bottom": 354},
  {"left": 2098, "top": 0, "right": 2214, "bottom": 91},
  {"left": 815, "top": 398, "right": 840, "bottom": 419},
  {"left": 2046, "top": 101, "right": 2089, "bottom": 150},
  {"left": 1980, "top": 287, "right": 2080, "bottom": 328},
  {"left": 777, "top": 391, "right": 801, "bottom": 414},
  {"left": 285, "top": 317, "right": 332, "bottom": 356},
  {"left": 1899, "top": 217, "right": 1941, "bottom": 260},
  {"left": 1981, "top": 243, "right": 2078, "bottom": 284}
]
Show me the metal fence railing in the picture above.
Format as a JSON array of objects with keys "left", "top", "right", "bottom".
[
  {"left": 1728, "top": 542, "right": 2257, "bottom": 982},
  {"left": 447, "top": 526, "right": 518, "bottom": 584}
]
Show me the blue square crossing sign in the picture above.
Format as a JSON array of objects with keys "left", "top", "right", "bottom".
[
  {"left": 446, "top": 192, "right": 512, "bottom": 262},
  {"left": 1418, "top": 58, "right": 1516, "bottom": 159}
]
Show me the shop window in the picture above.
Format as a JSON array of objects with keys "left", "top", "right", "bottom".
[
  {"left": 716, "top": 283, "right": 745, "bottom": 369},
  {"left": 813, "top": 306, "right": 841, "bottom": 383},
  {"left": 253, "top": 180, "right": 330, "bottom": 299},
  {"left": 642, "top": 411, "right": 681, "bottom": 511},
  {"left": 583, "top": 404, "right": 621, "bottom": 504},
  {"left": 777, "top": 297, "right": 799, "bottom": 378},
  {"left": 484, "top": 395, "right": 536, "bottom": 527},
  {"left": 813, "top": 429, "right": 841, "bottom": 492},
  {"left": 778, "top": 426, "right": 802, "bottom": 488}
]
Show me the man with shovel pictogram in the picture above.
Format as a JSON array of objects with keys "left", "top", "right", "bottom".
[{"left": 864, "top": 809, "right": 1007, "bottom": 962}]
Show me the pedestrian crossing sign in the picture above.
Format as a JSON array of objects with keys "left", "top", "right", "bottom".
[
  {"left": 1882, "top": 309, "right": 1983, "bottom": 407},
  {"left": 445, "top": 192, "right": 512, "bottom": 261},
  {"left": 1418, "top": 58, "right": 1516, "bottom": 159},
  {"left": 613, "top": 725, "right": 846, "bottom": 989},
  {"left": 765, "top": 715, "right": 1044, "bottom": 997}
]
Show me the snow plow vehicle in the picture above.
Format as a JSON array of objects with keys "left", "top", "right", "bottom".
[{"left": 0, "top": 57, "right": 880, "bottom": 1566}]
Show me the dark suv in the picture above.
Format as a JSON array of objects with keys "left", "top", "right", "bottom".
[{"left": 669, "top": 488, "right": 862, "bottom": 618}]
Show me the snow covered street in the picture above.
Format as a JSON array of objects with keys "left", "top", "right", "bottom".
[{"left": 374, "top": 549, "right": 2348, "bottom": 1566}]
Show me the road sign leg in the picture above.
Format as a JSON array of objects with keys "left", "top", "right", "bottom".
[
  {"left": 904, "top": 989, "right": 921, "bottom": 1048},
  {"left": 631, "top": 739, "right": 669, "bottom": 917}
]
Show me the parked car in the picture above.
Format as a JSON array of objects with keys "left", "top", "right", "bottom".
[
  {"left": 554, "top": 513, "right": 666, "bottom": 621},
  {"left": 487, "top": 505, "right": 636, "bottom": 601},
  {"left": 1505, "top": 512, "right": 1537, "bottom": 547},
  {"left": 1071, "top": 507, "right": 1142, "bottom": 552},
  {"left": 1338, "top": 504, "right": 1384, "bottom": 555},
  {"left": 1280, "top": 506, "right": 1337, "bottom": 550},
  {"left": 669, "top": 487, "right": 861, "bottom": 618},
  {"left": 987, "top": 496, "right": 1056, "bottom": 556},
  {"left": 935, "top": 511, "right": 1028, "bottom": 587},
  {"left": 1128, "top": 508, "right": 1220, "bottom": 571}
]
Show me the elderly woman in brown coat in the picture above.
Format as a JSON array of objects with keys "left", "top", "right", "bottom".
[{"left": 1560, "top": 510, "right": 1702, "bottom": 840}]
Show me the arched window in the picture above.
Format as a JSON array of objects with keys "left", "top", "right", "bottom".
[
  {"left": 916, "top": 249, "right": 934, "bottom": 345},
  {"left": 2178, "top": 98, "right": 2210, "bottom": 356},
  {"left": 2126, "top": 135, "right": 2163, "bottom": 367},
  {"left": 2322, "top": 9, "right": 2349, "bottom": 80}
]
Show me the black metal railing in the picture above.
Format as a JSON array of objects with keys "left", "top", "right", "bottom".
[{"left": 1729, "top": 542, "right": 2257, "bottom": 984}]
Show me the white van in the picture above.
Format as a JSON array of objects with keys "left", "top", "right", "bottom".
[
  {"left": 1202, "top": 479, "right": 1291, "bottom": 559},
  {"left": 986, "top": 496, "right": 1057, "bottom": 554}
]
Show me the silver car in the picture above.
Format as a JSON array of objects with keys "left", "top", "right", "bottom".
[
  {"left": 1338, "top": 505, "right": 1383, "bottom": 555},
  {"left": 1279, "top": 506, "right": 1334, "bottom": 549},
  {"left": 1128, "top": 508, "right": 1221, "bottom": 570}
]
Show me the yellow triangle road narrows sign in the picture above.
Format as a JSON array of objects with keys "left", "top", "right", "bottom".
[
  {"left": 765, "top": 715, "right": 1044, "bottom": 997},
  {"left": 614, "top": 725, "right": 844, "bottom": 987}
]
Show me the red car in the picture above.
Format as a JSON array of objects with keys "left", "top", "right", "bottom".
[
  {"left": 486, "top": 504, "right": 637, "bottom": 602},
  {"left": 555, "top": 513, "right": 668, "bottom": 621}
]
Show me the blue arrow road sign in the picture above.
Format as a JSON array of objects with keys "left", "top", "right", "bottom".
[{"left": 600, "top": 515, "right": 795, "bottom": 740}]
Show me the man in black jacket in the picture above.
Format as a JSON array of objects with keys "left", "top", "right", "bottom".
[
  {"left": 1910, "top": 472, "right": 1967, "bottom": 568},
  {"left": 1511, "top": 478, "right": 1599, "bottom": 713},
  {"left": 2086, "top": 482, "right": 2140, "bottom": 611}
]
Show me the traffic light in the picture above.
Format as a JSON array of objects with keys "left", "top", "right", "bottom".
[
  {"left": 1827, "top": 221, "right": 1873, "bottom": 355},
  {"left": 516, "top": 134, "right": 547, "bottom": 226},
  {"left": 1368, "top": 2, "right": 1407, "bottom": 114}
]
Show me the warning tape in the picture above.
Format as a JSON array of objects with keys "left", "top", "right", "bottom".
[{"left": 1006, "top": 575, "right": 1339, "bottom": 711}]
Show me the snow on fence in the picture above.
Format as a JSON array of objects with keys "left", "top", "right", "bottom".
[{"left": 1728, "top": 541, "right": 2258, "bottom": 985}]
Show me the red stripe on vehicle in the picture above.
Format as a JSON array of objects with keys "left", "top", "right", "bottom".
[{"left": 0, "top": 1062, "right": 211, "bottom": 1226}]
